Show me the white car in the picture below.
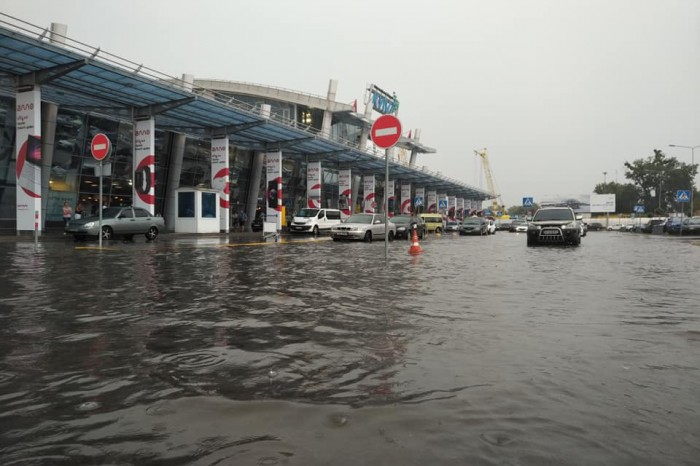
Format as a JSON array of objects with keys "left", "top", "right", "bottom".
[{"left": 330, "top": 213, "right": 396, "bottom": 242}]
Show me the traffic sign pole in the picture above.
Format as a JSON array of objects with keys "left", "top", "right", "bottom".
[
  {"left": 371, "top": 115, "right": 402, "bottom": 260},
  {"left": 99, "top": 161, "right": 103, "bottom": 248}
]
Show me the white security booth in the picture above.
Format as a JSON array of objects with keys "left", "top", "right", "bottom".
[{"left": 174, "top": 188, "right": 220, "bottom": 233}]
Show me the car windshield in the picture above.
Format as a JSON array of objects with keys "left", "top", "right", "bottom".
[
  {"left": 345, "top": 214, "right": 373, "bottom": 224},
  {"left": 297, "top": 208, "right": 319, "bottom": 218},
  {"left": 447, "top": 221, "right": 459, "bottom": 226},
  {"left": 391, "top": 216, "right": 412, "bottom": 225},
  {"left": 463, "top": 218, "right": 481, "bottom": 225},
  {"left": 533, "top": 209, "right": 574, "bottom": 221}
]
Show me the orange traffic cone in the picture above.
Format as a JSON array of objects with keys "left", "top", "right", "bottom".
[{"left": 408, "top": 226, "right": 423, "bottom": 255}]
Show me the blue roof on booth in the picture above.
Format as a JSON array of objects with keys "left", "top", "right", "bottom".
[{"left": 0, "top": 17, "right": 490, "bottom": 201}]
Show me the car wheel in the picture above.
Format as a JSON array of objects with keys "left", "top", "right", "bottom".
[
  {"left": 527, "top": 237, "right": 536, "bottom": 246},
  {"left": 570, "top": 236, "right": 581, "bottom": 246},
  {"left": 145, "top": 226, "right": 159, "bottom": 241},
  {"left": 364, "top": 231, "right": 372, "bottom": 242},
  {"left": 312, "top": 225, "right": 319, "bottom": 236},
  {"left": 388, "top": 231, "right": 395, "bottom": 242},
  {"left": 435, "top": 227, "right": 442, "bottom": 234},
  {"left": 101, "top": 226, "right": 113, "bottom": 240}
]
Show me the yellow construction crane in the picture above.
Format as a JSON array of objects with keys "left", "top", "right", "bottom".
[{"left": 474, "top": 148, "right": 507, "bottom": 217}]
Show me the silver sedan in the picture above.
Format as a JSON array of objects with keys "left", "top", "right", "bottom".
[
  {"left": 330, "top": 213, "right": 396, "bottom": 242},
  {"left": 65, "top": 206, "right": 165, "bottom": 241}
]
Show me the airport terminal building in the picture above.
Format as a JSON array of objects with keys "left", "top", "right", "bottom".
[{"left": 0, "top": 16, "right": 489, "bottom": 234}]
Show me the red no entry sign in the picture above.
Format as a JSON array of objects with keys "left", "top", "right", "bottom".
[
  {"left": 90, "top": 133, "right": 112, "bottom": 161},
  {"left": 371, "top": 115, "right": 402, "bottom": 149}
]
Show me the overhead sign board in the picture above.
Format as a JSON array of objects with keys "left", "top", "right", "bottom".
[
  {"left": 522, "top": 197, "right": 533, "bottom": 207},
  {"left": 590, "top": 193, "right": 616, "bottom": 213},
  {"left": 371, "top": 115, "right": 402, "bottom": 149},
  {"left": 90, "top": 133, "right": 112, "bottom": 162}
]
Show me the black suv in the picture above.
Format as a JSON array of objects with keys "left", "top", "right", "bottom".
[{"left": 526, "top": 207, "right": 582, "bottom": 246}]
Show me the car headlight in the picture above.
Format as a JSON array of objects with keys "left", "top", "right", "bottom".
[
  {"left": 397, "top": 226, "right": 406, "bottom": 231},
  {"left": 84, "top": 221, "right": 95, "bottom": 228},
  {"left": 564, "top": 222, "right": 578, "bottom": 230}
]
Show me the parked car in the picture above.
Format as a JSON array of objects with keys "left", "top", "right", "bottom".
[
  {"left": 679, "top": 217, "right": 700, "bottom": 235},
  {"left": 526, "top": 206, "right": 582, "bottom": 246},
  {"left": 580, "top": 222, "right": 588, "bottom": 237},
  {"left": 444, "top": 220, "right": 462, "bottom": 232},
  {"left": 289, "top": 208, "right": 342, "bottom": 235},
  {"left": 419, "top": 213, "right": 445, "bottom": 234},
  {"left": 509, "top": 219, "right": 528, "bottom": 232},
  {"left": 495, "top": 219, "right": 512, "bottom": 231},
  {"left": 667, "top": 216, "right": 700, "bottom": 235},
  {"left": 486, "top": 219, "right": 497, "bottom": 235},
  {"left": 65, "top": 206, "right": 164, "bottom": 241},
  {"left": 664, "top": 217, "right": 682, "bottom": 234},
  {"left": 607, "top": 223, "right": 625, "bottom": 231},
  {"left": 391, "top": 215, "right": 426, "bottom": 240},
  {"left": 460, "top": 216, "right": 487, "bottom": 236},
  {"left": 330, "top": 213, "right": 396, "bottom": 242},
  {"left": 639, "top": 218, "right": 666, "bottom": 234},
  {"left": 587, "top": 222, "right": 605, "bottom": 231}
]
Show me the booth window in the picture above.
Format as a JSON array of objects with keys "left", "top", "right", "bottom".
[
  {"left": 201, "top": 192, "right": 216, "bottom": 218},
  {"left": 178, "top": 192, "right": 195, "bottom": 217}
]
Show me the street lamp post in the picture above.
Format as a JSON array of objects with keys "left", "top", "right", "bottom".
[
  {"left": 669, "top": 144, "right": 698, "bottom": 215},
  {"left": 603, "top": 171, "right": 607, "bottom": 184}
]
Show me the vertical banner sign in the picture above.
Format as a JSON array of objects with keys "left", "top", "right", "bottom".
[
  {"left": 363, "top": 176, "right": 376, "bottom": 213},
  {"left": 457, "top": 198, "right": 464, "bottom": 219},
  {"left": 133, "top": 118, "right": 155, "bottom": 214},
  {"left": 265, "top": 151, "right": 282, "bottom": 230},
  {"left": 415, "top": 187, "right": 425, "bottom": 213},
  {"left": 338, "top": 169, "right": 352, "bottom": 217},
  {"left": 211, "top": 137, "right": 229, "bottom": 232},
  {"left": 15, "top": 88, "right": 42, "bottom": 232},
  {"left": 400, "top": 183, "right": 412, "bottom": 214},
  {"left": 465, "top": 199, "right": 472, "bottom": 214},
  {"left": 386, "top": 180, "right": 395, "bottom": 217},
  {"left": 427, "top": 191, "right": 437, "bottom": 213},
  {"left": 448, "top": 196, "right": 456, "bottom": 218},
  {"left": 475, "top": 200, "right": 483, "bottom": 211},
  {"left": 307, "top": 161, "right": 322, "bottom": 208}
]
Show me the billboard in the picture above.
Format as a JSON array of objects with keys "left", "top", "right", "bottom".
[{"left": 590, "top": 193, "right": 616, "bottom": 213}]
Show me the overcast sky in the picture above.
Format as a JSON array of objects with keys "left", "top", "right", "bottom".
[{"left": 3, "top": 0, "right": 699, "bottom": 207}]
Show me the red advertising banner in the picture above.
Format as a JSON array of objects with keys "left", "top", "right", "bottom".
[
  {"left": 15, "top": 88, "right": 42, "bottom": 232},
  {"left": 363, "top": 176, "right": 376, "bottom": 213},
  {"left": 307, "top": 161, "right": 321, "bottom": 208},
  {"left": 133, "top": 118, "right": 155, "bottom": 214},
  {"left": 338, "top": 169, "right": 352, "bottom": 217},
  {"left": 265, "top": 151, "right": 282, "bottom": 230},
  {"left": 211, "top": 137, "right": 229, "bottom": 232}
]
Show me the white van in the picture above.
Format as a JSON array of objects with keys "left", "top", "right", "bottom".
[{"left": 289, "top": 208, "right": 342, "bottom": 234}]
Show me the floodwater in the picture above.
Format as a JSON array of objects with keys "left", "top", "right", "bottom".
[{"left": 1, "top": 231, "right": 699, "bottom": 465}]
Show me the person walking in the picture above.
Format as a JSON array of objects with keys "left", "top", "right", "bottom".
[{"left": 62, "top": 202, "right": 73, "bottom": 226}]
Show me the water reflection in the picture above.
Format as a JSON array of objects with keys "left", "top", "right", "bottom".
[{"left": 0, "top": 233, "right": 698, "bottom": 464}]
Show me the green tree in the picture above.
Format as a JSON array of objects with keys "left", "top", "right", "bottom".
[{"left": 623, "top": 149, "right": 697, "bottom": 215}]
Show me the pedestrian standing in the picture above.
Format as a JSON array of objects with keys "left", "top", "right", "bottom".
[
  {"left": 75, "top": 202, "right": 84, "bottom": 219},
  {"left": 239, "top": 210, "right": 247, "bottom": 231},
  {"left": 62, "top": 202, "right": 73, "bottom": 226}
]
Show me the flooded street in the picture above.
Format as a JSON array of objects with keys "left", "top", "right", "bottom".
[{"left": 1, "top": 232, "right": 699, "bottom": 465}]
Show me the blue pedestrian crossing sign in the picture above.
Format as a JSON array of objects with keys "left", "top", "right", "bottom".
[
  {"left": 414, "top": 196, "right": 423, "bottom": 207},
  {"left": 438, "top": 199, "right": 448, "bottom": 209},
  {"left": 633, "top": 205, "right": 645, "bottom": 213},
  {"left": 676, "top": 190, "right": 691, "bottom": 203},
  {"left": 522, "top": 197, "right": 533, "bottom": 207}
]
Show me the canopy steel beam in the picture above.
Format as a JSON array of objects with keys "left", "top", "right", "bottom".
[
  {"left": 17, "top": 59, "right": 87, "bottom": 88},
  {"left": 133, "top": 96, "right": 196, "bottom": 119}
]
